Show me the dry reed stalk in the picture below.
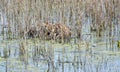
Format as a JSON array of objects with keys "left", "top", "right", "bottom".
[{"left": 19, "top": 40, "right": 28, "bottom": 66}]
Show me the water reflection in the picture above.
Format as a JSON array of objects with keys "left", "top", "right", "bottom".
[{"left": 0, "top": 33, "right": 120, "bottom": 72}]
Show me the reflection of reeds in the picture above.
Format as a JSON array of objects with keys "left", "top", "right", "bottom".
[
  {"left": 19, "top": 40, "right": 28, "bottom": 67},
  {"left": 2, "top": 42, "right": 11, "bottom": 72},
  {"left": 32, "top": 42, "right": 55, "bottom": 72},
  {"left": 0, "top": 0, "right": 120, "bottom": 72},
  {"left": 3, "top": 48, "right": 8, "bottom": 72}
]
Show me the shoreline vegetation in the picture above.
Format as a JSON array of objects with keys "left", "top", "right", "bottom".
[
  {"left": 0, "top": 0, "right": 120, "bottom": 72},
  {"left": 0, "top": 0, "right": 119, "bottom": 41}
]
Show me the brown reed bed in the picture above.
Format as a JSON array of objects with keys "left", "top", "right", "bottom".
[
  {"left": 19, "top": 22, "right": 71, "bottom": 43},
  {"left": 0, "top": 0, "right": 120, "bottom": 72},
  {"left": 0, "top": 0, "right": 119, "bottom": 40}
]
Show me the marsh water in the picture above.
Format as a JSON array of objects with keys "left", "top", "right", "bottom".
[
  {"left": 0, "top": 24, "right": 120, "bottom": 72},
  {"left": 0, "top": 0, "right": 120, "bottom": 72},
  {"left": 0, "top": 14, "right": 120, "bottom": 72}
]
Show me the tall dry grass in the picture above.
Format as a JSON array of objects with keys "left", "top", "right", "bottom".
[
  {"left": 0, "top": 1, "right": 120, "bottom": 72},
  {"left": 0, "top": 0, "right": 120, "bottom": 39}
]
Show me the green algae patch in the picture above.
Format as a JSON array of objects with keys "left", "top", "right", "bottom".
[{"left": 117, "top": 41, "right": 120, "bottom": 48}]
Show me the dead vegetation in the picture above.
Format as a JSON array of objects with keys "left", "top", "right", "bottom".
[
  {"left": 0, "top": 0, "right": 120, "bottom": 41},
  {"left": 20, "top": 22, "right": 71, "bottom": 43}
]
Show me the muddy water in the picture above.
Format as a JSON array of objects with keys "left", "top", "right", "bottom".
[{"left": 0, "top": 32, "right": 120, "bottom": 72}]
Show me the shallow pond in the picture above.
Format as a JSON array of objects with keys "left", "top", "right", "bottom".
[
  {"left": 0, "top": 0, "right": 120, "bottom": 72},
  {"left": 0, "top": 33, "right": 120, "bottom": 72}
]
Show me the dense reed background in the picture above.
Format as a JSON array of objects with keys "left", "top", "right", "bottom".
[
  {"left": 0, "top": 0, "right": 119, "bottom": 39},
  {"left": 0, "top": 0, "right": 120, "bottom": 72}
]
